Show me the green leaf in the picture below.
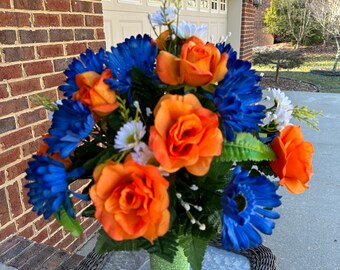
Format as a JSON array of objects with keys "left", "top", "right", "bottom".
[
  {"left": 179, "top": 234, "right": 208, "bottom": 270},
  {"left": 54, "top": 207, "right": 83, "bottom": 237},
  {"left": 218, "top": 133, "right": 276, "bottom": 162},
  {"left": 95, "top": 229, "right": 179, "bottom": 262}
]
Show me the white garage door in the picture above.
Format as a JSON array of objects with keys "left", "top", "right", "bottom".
[{"left": 102, "top": 0, "right": 228, "bottom": 47}]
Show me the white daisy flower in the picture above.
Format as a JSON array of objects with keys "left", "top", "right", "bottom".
[
  {"left": 114, "top": 120, "right": 146, "bottom": 151},
  {"left": 149, "top": 6, "right": 177, "bottom": 27},
  {"left": 262, "top": 88, "right": 293, "bottom": 130},
  {"left": 172, "top": 21, "right": 208, "bottom": 39}
]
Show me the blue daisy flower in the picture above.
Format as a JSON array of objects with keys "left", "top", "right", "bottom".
[
  {"left": 45, "top": 99, "right": 94, "bottom": 159},
  {"left": 25, "top": 155, "right": 87, "bottom": 219},
  {"left": 216, "top": 42, "right": 237, "bottom": 68},
  {"left": 59, "top": 48, "right": 105, "bottom": 98},
  {"left": 212, "top": 52, "right": 265, "bottom": 141},
  {"left": 221, "top": 166, "right": 281, "bottom": 252},
  {"left": 104, "top": 34, "right": 158, "bottom": 102}
]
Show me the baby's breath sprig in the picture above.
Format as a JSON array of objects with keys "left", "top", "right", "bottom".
[
  {"left": 292, "top": 105, "right": 323, "bottom": 131},
  {"left": 176, "top": 192, "right": 206, "bottom": 231}
]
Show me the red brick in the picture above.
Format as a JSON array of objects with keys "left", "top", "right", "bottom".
[
  {"left": 0, "top": 94, "right": 28, "bottom": 116},
  {"left": 14, "top": 0, "right": 44, "bottom": 10},
  {"left": 3, "top": 46, "right": 35, "bottom": 62},
  {"left": 0, "top": 30, "right": 17, "bottom": 45},
  {"left": 45, "top": 229, "right": 64, "bottom": 246},
  {"left": 53, "top": 57, "right": 73, "bottom": 72},
  {"left": 40, "top": 249, "right": 71, "bottom": 269},
  {"left": 0, "top": 117, "right": 16, "bottom": 134},
  {"left": 75, "top": 29, "right": 94, "bottom": 41},
  {"left": 37, "top": 44, "right": 64, "bottom": 59},
  {"left": 19, "top": 178, "right": 31, "bottom": 210},
  {"left": 6, "top": 160, "right": 28, "bottom": 186},
  {"left": 43, "top": 73, "right": 66, "bottom": 88},
  {"left": 0, "top": 127, "right": 33, "bottom": 150},
  {"left": 0, "top": 65, "right": 23, "bottom": 81},
  {"left": 93, "top": 2, "right": 103, "bottom": 14},
  {"left": 32, "top": 228, "right": 49, "bottom": 243},
  {"left": 48, "top": 219, "right": 61, "bottom": 232},
  {"left": 96, "top": 28, "right": 105, "bottom": 40},
  {"left": 7, "top": 181, "right": 24, "bottom": 217},
  {"left": 0, "top": 148, "right": 21, "bottom": 168},
  {"left": 24, "top": 60, "right": 53, "bottom": 76},
  {"left": 0, "top": 223, "right": 16, "bottom": 242},
  {"left": 0, "top": 84, "right": 9, "bottom": 99},
  {"left": 9, "top": 78, "right": 41, "bottom": 96},
  {"left": 0, "top": 0, "right": 11, "bottom": 8},
  {"left": 87, "top": 41, "right": 106, "bottom": 52},
  {"left": 55, "top": 233, "right": 75, "bottom": 250},
  {"left": 65, "top": 234, "right": 85, "bottom": 252},
  {"left": 85, "top": 15, "right": 103, "bottom": 27},
  {"left": 65, "top": 42, "right": 87, "bottom": 56},
  {"left": 33, "top": 13, "right": 60, "bottom": 27},
  {"left": 0, "top": 189, "right": 10, "bottom": 226},
  {"left": 16, "top": 211, "right": 37, "bottom": 229},
  {"left": 72, "top": 1, "right": 93, "bottom": 13},
  {"left": 45, "top": 0, "right": 71, "bottom": 12},
  {"left": 19, "top": 30, "right": 48, "bottom": 44},
  {"left": 21, "top": 138, "right": 42, "bottom": 157},
  {"left": 61, "top": 14, "right": 84, "bottom": 27},
  {"left": 0, "top": 12, "right": 31, "bottom": 27},
  {"left": 0, "top": 171, "right": 5, "bottom": 186},
  {"left": 17, "top": 108, "right": 47, "bottom": 128},
  {"left": 33, "top": 120, "right": 50, "bottom": 137},
  {"left": 18, "top": 225, "right": 34, "bottom": 238},
  {"left": 50, "top": 29, "right": 74, "bottom": 42},
  {"left": 85, "top": 221, "right": 100, "bottom": 238}
]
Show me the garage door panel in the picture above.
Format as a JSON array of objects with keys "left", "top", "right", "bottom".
[{"left": 103, "top": 0, "right": 228, "bottom": 47}]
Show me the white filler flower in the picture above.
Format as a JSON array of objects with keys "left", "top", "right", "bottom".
[
  {"left": 149, "top": 6, "right": 177, "bottom": 27},
  {"left": 114, "top": 120, "right": 146, "bottom": 151},
  {"left": 172, "top": 21, "right": 207, "bottom": 39},
  {"left": 262, "top": 88, "right": 293, "bottom": 130}
]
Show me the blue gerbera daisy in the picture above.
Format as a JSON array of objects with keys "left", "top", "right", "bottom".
[
  {"left": 212, "top": 46, "right": 265, "bottom": 141},
  {"left": 104, "top": 34, "right": 158, "bottom": 102},
  {"left": 45, "top": 99, "right": 94, "bottom": 159},
  {"left": 25, "top": 155, "right": 87, "bottom": 219},
  {"left": 221, "top": 166, "right": 281, "bottom": 252},
  {"left": 59, "top": 48, "right": 105, "bottom": 98}
]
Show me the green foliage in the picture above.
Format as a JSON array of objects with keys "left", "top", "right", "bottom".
[
  {"left": 292, "top": 105, "right": 323, "bottom": 130},
  {"left": 95, "top": 229, "right": 179, "bottom": 262},
  {"left": 179, "top": 234, "right": 208, "bottom": 270},
  {"left": 218, "top": 133, "right": 276, "bottom": 162},
  {"left": 30, "top": 94, "right": 58, "bottom": 111},
  {"left": 81, "top": 205, "right": 95, "bottom": 218},
  {"left": 54, "top": 207, "right": 83, "bottom": 237}
]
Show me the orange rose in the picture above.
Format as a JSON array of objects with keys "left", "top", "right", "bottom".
[
  {"left": 89, "top": 160, "right": 170, "bottom": 243},
  {"left": 156, "top": 36, "right": 228, "bottom": 86},
  {"left": 155, "top": 30, "right": 170, "bottom": 51},
  {"left": 74, "top": 69, "right": 119, "bottom": 118},
  {"left": 270, "top": 125, "right": 314, "bottom": 194},
  {"left": 149, "top": 94, "right": 223, "bottom": 176}
]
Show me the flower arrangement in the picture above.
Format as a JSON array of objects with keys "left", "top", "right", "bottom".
[{"left": 25, "top": 2, "right": 319, "bottom": 269}]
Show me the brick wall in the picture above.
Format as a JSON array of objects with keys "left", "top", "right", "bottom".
[
  {"left": 240, "top": 0, "right": 255, "bottom": 61},
  {"left": 0, "top": 0, "right": 104, "bottom": 252},
  {"left": 254, "top": 0, "right": 274, "bottom": 47}
]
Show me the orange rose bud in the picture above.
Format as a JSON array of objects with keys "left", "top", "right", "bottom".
[
  {"left": 74, "top": 69, "right": 119, "bottom": 118},
  {"left": 270, "top": 125, "right": 314, "bottom": 194},
  {"left": 156, "top": 36, "right": 228, "bottom": 86},
  {"left": 149, "top": 94, "right": 223, "bottom": 176},
  {"left": 156, "top": 30, "right": 170, "bottom": 51},
  {"left": 89, "top": 160, "right": 170, "bottom": 243},
  {"left": 38, "top": 134, "right": 71, "bottom": 169}
]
